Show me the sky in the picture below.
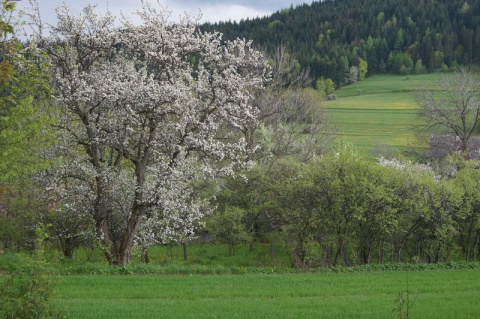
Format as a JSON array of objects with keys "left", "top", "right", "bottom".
[{"left": 22, "top": 1, "right": 315, "bottom": 26}]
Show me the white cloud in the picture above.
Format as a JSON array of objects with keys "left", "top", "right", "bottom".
[
  {"left": 203, "top": 5, "right": 268, "bottom": 22},
  {"left": 23, "top": 0, "right": 310, "bottom": 26},
  {"left": 169, "top": 4, "right": 269, "bottom": 23}
]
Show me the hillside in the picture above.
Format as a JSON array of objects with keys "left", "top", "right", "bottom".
[
  {"left": 325, "top": 74, "right": 438, "bottom": 155},
  {"left": 201, "top": 0, "right": 480, "bottom": 87}
]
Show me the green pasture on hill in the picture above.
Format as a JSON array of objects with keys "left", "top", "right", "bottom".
[
  {"left": 54, "top": 269, "right": 480, "bottom": 319},
  {"left": 325, "top": 74, "right": 443, "bottom": 154}
]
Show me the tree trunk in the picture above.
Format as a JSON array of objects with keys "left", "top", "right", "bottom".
[
  {"left": 115, "top": 216, "right": 141, "bottom": 266},
  {"left": 334, "top": 233, "right": 345, "bottom": 267},
  {"left": 291, "top": 239, "right": 306, "bottom": 268},
  {"left": 117, "top": 248, "right": 131, "bottom": 266},
  {"left": 94, "top": 175, "right": 119, "bottom": 264},
  {"left": 143, "top": 246, "right": 151, "bottom": 264},
  {"left": 360, "top": 246, "right": 370, "bottom": 265},
  {"left": 473, "top": 232, "right": 480, "bottom": 262},
  {"left": 182, "top": 241, "right": 188, "bottom": 260},
  {"left": 228, "top": 241, "right": 234, "bottom": 256},
  {"left": 465, "top": 219, "right": 476, "bottom": 261},
  {"left": 61, "top": 237, "right": 75, "bottom": 259},
  {"left": 96, "top": 217, "right": 118, "bottom": 265}
]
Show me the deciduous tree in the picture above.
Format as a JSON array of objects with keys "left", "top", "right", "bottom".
[
  {"left": 240, "top": 46, "right": 332, "bottom": 164},
  {"left": 31, "top": 1, "right": 268, "bottom": 265},
  {"left": 417, "top": 69, "right": 480, "bottom": 155},
  {"left": 1, "top": 0, "right": 52, "bottom": 183}
]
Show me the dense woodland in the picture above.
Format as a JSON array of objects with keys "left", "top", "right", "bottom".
[{"left": 202, "top": 0, "right": 480, "bottom": 87}]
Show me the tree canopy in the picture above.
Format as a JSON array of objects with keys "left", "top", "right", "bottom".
[
  {"left": 30, "top": 2, "right": 269, "bottom": 265},
  {"left": 0, "top": 0, "right": 52, "bottom": 183}
]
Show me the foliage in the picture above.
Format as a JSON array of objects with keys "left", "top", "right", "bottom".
[
  {"left": 0, "top": 1, "right": 52, "bottom": 183},
  {"left": 358, "top": 58, "right": 368, "bottom": 80},
  {"left": 4, "top": 0, "right": 480, "bottom": 278},
  {"left": 414, "top": 59, "right": 426, "bottom": 74},
  {"left": 30, "top": 1, "right": 268, "bottom": 265},
  {"left": 0, "top": 226, "right": 64, "bottom": 319},
  {"left": 448, "top": 157, "right": 480, "bottom": 262},
  {"left": 394, "top": 291, "right": 415, "bottom": 319},
  {"left": 242, "top": 46, "right": 332, "bottom": 164},
  {"left": 0, "top": 181, "right": 46, "bottom": 251},
  {"left": 0, "top": 0, "right": 16, "bottom": 81},
  {"left": 394, "top": 271, "right": 418, "bottom": 319},
  {"left": 391, "top": 52, "right": 414, "bottom": 74},
  {"left": 348, "top": 65, "right": 358, "bottom": 84},
  {"left": 206, "top": 206, "right": 251, "bottom": 256},
  {"left": 3, "top": 242, "right": 480, "bottom": 276},
  {"left": 0, "top": 0, "right": 53, "bottom": 257},
  {"left": 215, "top": 145, "right": 477, "bottom": 268},
  {"left": 316, "top": 77, "right": 335, "bottom": 97}
]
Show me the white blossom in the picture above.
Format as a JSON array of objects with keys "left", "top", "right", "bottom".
[{"left": 31, "top": 0, "right": 268, "bottom": 265}]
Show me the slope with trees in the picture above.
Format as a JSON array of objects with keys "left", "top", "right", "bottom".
[{"left": 201, "top": 0, "right": 480, "bottom": 88}]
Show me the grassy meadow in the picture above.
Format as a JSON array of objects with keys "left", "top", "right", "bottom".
[
  {"left": 3, "top": 245, "right": 480, "bottom": 318},
  {"left": 55, "top": 270, "right": 480, "bottom": 319},
  {"left": 325, "top": 74, "right": 443, "bottom": 154}
]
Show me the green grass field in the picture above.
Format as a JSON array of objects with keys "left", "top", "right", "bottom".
[
  {"left": 2, "top": 246, "right": 480, "bottom": 318},
  {"left": 55, "top": 270, "right": 480, "bottom": 319},
  {"left": 325, "top": 74, "right": 443, "bottom": 154}
]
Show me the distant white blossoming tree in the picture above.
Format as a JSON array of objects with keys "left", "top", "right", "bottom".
[{"left": 30, "top": 0, "right": 268, "bottom": 265}]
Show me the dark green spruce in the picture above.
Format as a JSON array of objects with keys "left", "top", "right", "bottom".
[{"left": 201, "top": 0, "right": 480, "bottom": 87}]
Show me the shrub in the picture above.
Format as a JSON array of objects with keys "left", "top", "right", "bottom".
[{"left": 0, "top": 225, "right": 64, "bottom": 319}]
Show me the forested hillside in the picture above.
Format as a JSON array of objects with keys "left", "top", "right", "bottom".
[{"left": 201, "top": 0, "right": 480, "bottom": 87}]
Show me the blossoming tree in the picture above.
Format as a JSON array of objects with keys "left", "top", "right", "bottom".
[{"left": 31, "top": 1, "right": 268, "bottom": 265}]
